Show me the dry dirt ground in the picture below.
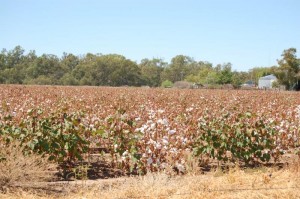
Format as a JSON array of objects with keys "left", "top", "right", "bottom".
[
  {"left": 1, "top": 141, "right": 300, "bottom": 199},
  {"left": 2, "top": 161, "right": 300, "bottom": 199}
]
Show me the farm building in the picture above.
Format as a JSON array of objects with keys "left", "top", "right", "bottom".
[{"left": 258, "top": 74, "right": 277, "bottom": 89}]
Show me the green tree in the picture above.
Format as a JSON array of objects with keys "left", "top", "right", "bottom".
[
  {"left": 5, "top": 45, "right": 25, "bottom": 68},
  {"left": 185, "top": 62, "right": 214, "bottom": 84},
  {"left": 71, "top": 54, "right": 96, "bottom": 84},
  {"left": 162, "top": 55, "right": 195, "bottom": 82},
  {"left": 108, "top": 57, "right": 143, "bottom": 86},
  {"left": 61, "top": 53, "right": 79, "bottom": 72},
  {"left": 26, "top": 54, "right": 62, "bottom": 84},
  {"left": 139, "top": 58, "right": 165, "bottom": 87},
  {"left": 275, "top": 48, "right": 300, "bottom": 90},
  {"left": 0, "top": 49, "right": 7, "bottom": 71},
  {"left": 231, "top": 71, "right": 245, "bottom": 88},
  {"left": 216, "top": 63, "right": 233, "bottom": 84}
]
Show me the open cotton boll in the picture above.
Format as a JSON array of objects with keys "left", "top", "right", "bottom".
[
  {"left": 135, "top": 117, "right": 141, "bottom": 121},
  {"left": 122, "top": 150, "right": 128, "bottom": 156},
  {"left": 162, "top": 137, "right": 169, "bottom": 145},
  {"left": 155, "top": 142, "right": 162, "bottom": 150},
  {"left": 168, "top": 129, "right": 176, "bottom": 135},
  {"left": 147, "top": 157, "right": 153, "bottom": 165},
  {"left": 150, "top": 123, "right": 156, "bottom": 130},
  {"left": 176, "top": 163, "right": 185, "bottom": 173}
]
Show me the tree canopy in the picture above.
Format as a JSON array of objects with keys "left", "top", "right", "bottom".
[
  {"left": 0, "top": 46, "right": 298, "bottom": 89},
  {"left": 274, "top": 48, "right": 300, "bottom": 90}
]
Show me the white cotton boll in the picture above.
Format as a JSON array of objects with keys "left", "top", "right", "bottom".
[
  {"left": 135, "top": 127, "right": 145, "bottom": 133},
  {"left": 162, "top": 137, "right": 169, "bottom": 145},
  {"left": 147, "top": 157, "right": 153, "bottom": 165},
  {"left": 186, "top": 107, "right": 194, "bottom": 112},
  {"left": 170, "top": 148, "right": 178, "bottom": 154},
  {"left": 276, "top": 146, "right": 280, "bottom": 150},
  {"left": 135, "top": 117, "right": 141, "bottom": 121},
  {"left": 158, "top": 118, "right": 168, "bottom": 126},
  {"left": 147, "top": 148, "right": 152, "bottom": 154},
  {"left": 136, "top": 124, "right": 149, "bottom": 133},
  {"left": 147, "top": 120, "right": 152, "bottom": 124},
  {"left": 150, "top": 123, "right": 156, "bottom": 130},
  {"left": 163, "top": 119, "right": 169, "bottom": 126},
  {"left": 122, "top": 150, "right": 128, "bottom": 156},
  {"left": 182, "top": 140, "right": 187, "bottom": 145},
  {"left": 280, "top": 149, "right": 286, "bottom": 154},
  {"left": 160, "top": 163, "right": 168, "bottom": 169},
  {"left": 263, "top": 149, "right": 269, "bottom": 154},
  {"left": 114, "top": 144, "right": 118, "bottom": 149},
  {"left": 148, "top": 139, "right": 156, "bottom": 145},
  {"left": 296, "top": 105, "right": 300, "bottom": 118},
  {"left": 155, "top": 142, "right": 162, "bottom": 150},
  {"left": 168, "top": 129, "right": 176, "bottom": 135},
  {"left": 294, "top": 136, "right": 298, "bottom": 142},
  {"left": 158, "top": 109, "right": 165, "bottom": 113},
  {"left": 176, "top": 163, "right": 185, "bottom": 173},
  {"left": 157, "top": 119, "right": 163, "bottom": 124},
  {"left": 279, "top": 129, "right": 285, "bottom": 133},
  {"left": 280, "top": 121, "right": 285, "bottom": 127},
  {"left": 142, "top": 153, "right": 147, "bottom": 158}
]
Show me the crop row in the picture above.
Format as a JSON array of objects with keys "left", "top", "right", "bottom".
[{"left": 1, "top": 85, "right": 300, "bottom": 176}]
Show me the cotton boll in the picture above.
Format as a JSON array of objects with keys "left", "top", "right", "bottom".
[
  {"left": 142, "top": 153, "right": 147, "bottom": 158},
  {"left": 162, "top": 118, "right": 169, "bottom": 126},
  {"left": 176, "top": 163, "right": 185, "bottom": 173},
  {"left": 147, "top": 139, "right": 156, "bottom": 145},
  {"left": 147, "top": 157, "right": 153, "bottom": 165},
  {"left": 150, "top": 123, "right": 156, "bottom": 130},
  {"left": 158, "top": 109, "right": 165, "bottom": 113},
  {"left": 168, "top": 129, "right": 176, "bottom": 135},
  {"left": 147, "top": 148, "right": 152, "bottom": 154},
  {"left": 155, "top": 142, "right": 162, "bottom": 150},
  {"left": 122, "top": 150, "right": 128, "bottom": 156},
  {"left": 135, "top": 117, "right": 141, "bottom": 121},
  {"left": 157, "top": 119, "right": 163, "bottom": 124},
  {"left": 162, "top": 137, "right": 169, "bottom": 145}
]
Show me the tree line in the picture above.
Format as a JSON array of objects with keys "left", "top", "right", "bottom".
[{"left": 0, "top": 46, "right": 299, "bottom": 89}]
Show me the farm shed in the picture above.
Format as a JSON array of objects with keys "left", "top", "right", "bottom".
[{"left": 258, "top": 74, "right": 277, "bottom": 89}]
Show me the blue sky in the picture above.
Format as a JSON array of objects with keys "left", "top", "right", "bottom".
[{"left": 1, "top": 0, "right": 299, "bottom": 71}]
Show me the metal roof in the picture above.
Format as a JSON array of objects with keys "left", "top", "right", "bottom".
[{"left": 259, "top": 74, "right": 277, "bottom": 80}]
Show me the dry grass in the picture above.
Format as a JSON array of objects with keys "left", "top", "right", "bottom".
[
  {"left": 0, "top": 142, "right": 55, "bottom": 192},
  {"left": 1, "top": 163, "right": 300, "bottom": 199}
]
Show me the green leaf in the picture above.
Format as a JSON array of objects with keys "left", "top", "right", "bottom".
[{"left": 213, "top": 142, "right": 221, "bottom": 148}]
